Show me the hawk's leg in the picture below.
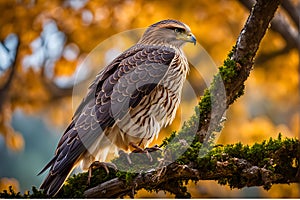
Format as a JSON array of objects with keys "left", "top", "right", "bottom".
[
  {"left": 130, "top": 142, "right": 161, "bottom": 162},
  {"left": 118, "top": 150, "right": 132, "bottom": 165},
  {"left": 87, "top": 161, "right": 117, "bottom": 185}
]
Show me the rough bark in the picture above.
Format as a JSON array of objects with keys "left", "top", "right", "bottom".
[
  {"left": 84, "top": 161, "right": 299, "bottom": 198},
  {"left": 83, "top": 136, "right": 299, "bottom": 198},
  {"left": 197, "top": 0, "right": 281, "bottom": 143}
]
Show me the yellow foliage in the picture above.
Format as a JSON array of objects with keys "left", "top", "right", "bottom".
[
  {"left": 5, "top": 131, "right": 24, "bottom": 152},
  {"left": 54, "top": 59, "right": 77, "bottom": 77},
  {"left": 0, "top": 103, "right": 24, "bottom": 152},
  {"left": 0, "top": 177, "right": 19, "bottom": 193}
]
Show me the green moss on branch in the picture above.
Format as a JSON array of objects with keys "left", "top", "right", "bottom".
[{"left": 2, "top": 134, "right": 298, "bottom": 198}]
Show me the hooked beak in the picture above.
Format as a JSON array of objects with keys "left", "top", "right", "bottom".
[{"left": 186, "top": 32, "right": 197, "bottom": 45}]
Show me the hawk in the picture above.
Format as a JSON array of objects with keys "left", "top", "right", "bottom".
[{"left": 39, "top": 19, "right": 196, "bottom": 196}]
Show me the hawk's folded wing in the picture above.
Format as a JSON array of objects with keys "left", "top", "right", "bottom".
[{"left": 39, "top": 44, "right": 176, "bottom": 196}]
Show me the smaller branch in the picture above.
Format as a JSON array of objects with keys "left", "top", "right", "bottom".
[
  {"left": 281, "top": 0, "right": 300, "bottom": 29},
  {"left": 255, "top": 44, "right": 293, "bottom": 65},
  {"left": 239, "top": 0, "right": 300, "bottom": 52},
  {"left": 270, "top": 13, "right": 300, "bottom": 50},
  {"left": 0, "top": 37, "right": 20, "bottom": 110}
]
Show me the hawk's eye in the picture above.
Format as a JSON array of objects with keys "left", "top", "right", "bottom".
[{"left": 174, "top": 28, "right": 185, "bottom": 33}]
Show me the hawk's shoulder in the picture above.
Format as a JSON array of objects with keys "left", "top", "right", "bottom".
[
  {"left": 73, "top": 44, "right": 177, "bottom": 122},
  {"left": 95, "top": 44, "right": 177, "bottom": 129}
]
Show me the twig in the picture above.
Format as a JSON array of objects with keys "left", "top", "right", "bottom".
[
  {"left": 239, "top": 0, "right": 300, "bottom": 51},
  {"left": 282, "top": 0, "right": 300, "bottom": 29},
  {"left": 0, "top": 36, "right": 20, "bottom": 110},
  {"left": 255, "top": 44, "right": 292, "bottom": 65}
]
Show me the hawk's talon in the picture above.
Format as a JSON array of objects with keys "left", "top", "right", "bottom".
[
  {"left": 118, "top": 150, "right": 132, "bottom": 165},
  {"left": 145, "top": 144, "right": 162, "bottom": 152},
  {"left": 130, "top": 143, "right": 161, "bottom": 163},
  {"left": 152, "top": 166, "right": 167, "bottom": 182},
  {"left": 87, "top": 161, "right": 117, "bottom": 185}
]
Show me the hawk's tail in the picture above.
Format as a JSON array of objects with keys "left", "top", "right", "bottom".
[{"left": 38, "top": 158, "right": 73, "bottom": 197}]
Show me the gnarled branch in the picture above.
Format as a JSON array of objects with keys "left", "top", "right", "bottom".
[{"left": 82, "top": 136, "right": 299, "bottom": 198}]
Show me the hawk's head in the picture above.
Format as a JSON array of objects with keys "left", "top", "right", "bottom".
[{"left": 139, "top": 19, "right": 196, "bottom": 47}]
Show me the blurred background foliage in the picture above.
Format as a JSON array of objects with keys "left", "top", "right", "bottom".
[{"left": 0, "top": 0, "right": 299, "bottom": 197}]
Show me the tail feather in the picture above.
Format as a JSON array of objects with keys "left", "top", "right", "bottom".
[
  {"left": 38, "top": 156, "right": 57, "bottom": 176},
  {"left": 40, "top": 169, "right": 71, "bottom": 197},
  {"left": 38, "top": 124, "right": 87, "bottom": 196},
  {"left": 38, "top": 118, "right": 95, "bottom": 196},
  {"left": 38, "top": 152, "right": 78, "bottom": 196}
]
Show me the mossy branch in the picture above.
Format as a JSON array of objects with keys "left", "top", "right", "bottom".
[
  {"left": 196, "top": 0, "right": 281, "bottom": 143},
  {"left": 81, "top": 135, "right": 300, "bottom": 198},
  {"left": 1, "top": 135, "right": 298, "bottom": 198}
]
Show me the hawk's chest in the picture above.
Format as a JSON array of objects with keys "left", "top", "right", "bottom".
[
  {"left": 132, "top": 51, "right": 186, "bottom": 127},
  {"left": 154, "top": 50, "right": 189, "bottom": 125},
  {"left": 161, "top": 50, "right": 189, "bottom": 92},
  {"left": 111, "top": 49, "right": 189, "bottom": 149}
]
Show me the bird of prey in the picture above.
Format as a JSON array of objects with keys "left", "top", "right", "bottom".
[{"left": 39, "top": 19, "right": 196, "bottom": 196}]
